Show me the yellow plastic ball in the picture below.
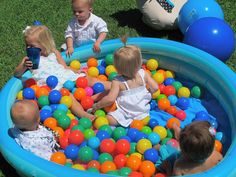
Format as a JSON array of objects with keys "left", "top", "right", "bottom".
[
  {"left": 88, "top": 67, "right": 99, "bottom": 77},
  {"left": 67, "top": 113, "right": 75, "bottom": 120},
  {"left": 146, "top": 59, "right": 158, "bottom": 71},
  {"left": 60, "top": 96, "right": 73, "bottom": 108},
  {"left": 178, "top": 87, "right": 190, "bottom": 98},
  {"left": 131, "top": 152, "right": 143, "bottom": 159},
  {"left": 142, "top": 116, "right": 150, "bottom": 126},
  {"left": 105, "top": 65, "right": 117, "bottom": 76},
  {"left": 17, "top": 90, "right": 23, "bottom": 100},
  {"left": 152, "top": 73, "right": 164, "bottom": 84},
  {"left": 72, "top": 164, "right": 86, "bottom": 170},
  {"left": 153, "top": 126, "right": 167, "bottom": 140},
  {"left": 165, "top": 70, "right": 175, "bottom": 78},
  {"left": 152, "top": 89, "right": 160, "bottom": 99},
  {"left": 70, "top": 60, "right": 81, "bottom": 70},
  {"left": 137, "top": 139, "right": 152, "bottom": 154},
  {"left": 94, "top": 116, "right": 109, "bottom": 129}
]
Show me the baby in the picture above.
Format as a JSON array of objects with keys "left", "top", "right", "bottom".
[{"left": 10, "top": 100, "right": 58, "bottom": 160}]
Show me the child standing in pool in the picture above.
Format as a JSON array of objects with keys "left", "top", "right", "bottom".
[
  {"left": 63, "top": 0, "right": 108, "bottom": 56},
  {"left": 14, "top": 25, "right": 110, "bottom": 120},
  {"left": 92, "top": 39, "right": 159, "bottom": 127},
  {"left": 11, "top": 100, "right": 58, "bottom": 160}
]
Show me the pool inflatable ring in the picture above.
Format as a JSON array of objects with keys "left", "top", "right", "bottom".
[{"left": 0, "top": 37, "right": 236, "bottom": 177}]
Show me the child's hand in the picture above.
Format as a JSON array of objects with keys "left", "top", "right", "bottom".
[
  {"left": 66, "top": 47, "right": 74, "bottom": 57},
  {"left": 93, "top": 42, "right": 101, "bottom": 53},
  {"left": 23, "top": 57, "right": 33, "bottom": 70}
]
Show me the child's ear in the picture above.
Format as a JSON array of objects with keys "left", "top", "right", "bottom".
[{"left": 90, "top": 8, "right": 93, "bottom": 12}]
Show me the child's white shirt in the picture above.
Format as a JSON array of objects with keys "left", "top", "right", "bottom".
[{"left": 65, "top": 13, "right": 108, "bottom": 46}]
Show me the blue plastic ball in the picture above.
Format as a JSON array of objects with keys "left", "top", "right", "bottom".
[
  {"left": 209, "top": 118, "right": 218, "bottom": 129},
  {"left": 144, "top": 148, "right": 159, "bottom": 163},
  {"left": 41, "top": 105, "right": 52, "bottom": 112},
  {"left": 148, "top": 132, "right": 161, "bottom": 145},
  {"left": 215, "top": 132, "right": 223, "bottom": 141},
  {"left": 64, "top": 144, "right": 79, "bottom": 160},
  {"left": 134, "top": 132, "right": 148, "bottom": 142},
  {"left": 63, "top": 80, "right": 75, "bottom": 91},
  {"left": 23, "top": 88, "right": 35, "bottom": 100},
  {"left": 57, "top": 104, "right": 69, "bottom": 112},
  {"left": 46, "top": 75, "right": 58, "bottom": 89},
  {"left": 168, "top": 95, "right": 178, "bottom": 105},
  {"left": 184, "top": 17, "right": 235, "bottom": 62},
  {"left": 127, "top": 128, "right": 140, "bottom": 142},
  {"left": 194, "top": 111, "right": 209, "bottom": 121},
  {"left": 92, "top": 149, "right": 99, "bottom": 160},
  {"left": 97, "top": 65, "right": 106, "bottom": 75},
  {"left": 148, "top": 119, "right": 159, "bottom": 129},
  {"left": 150, "top": 100, "right": 157, "bottom": 111},
  {"left": 119, "top": 136, "right": 131, "bottom": 142},
  {"left": 88, "top": 136, "right": 100, "bottom": 149},
  {"left": 48, "top": 90, "right": 62, "bottom": 104},
  {"left": 50, "top": 104, "right": 58, "bottom": 112},
  {"left": 100, "top": 59, "right": 107, "bottom": 67},
  {"left": 96, "top": 130, "right": 110, "bottom": 141},
  {"left": 178, "top": 0, "right": 224, "bottom": 34},
  {"left": 176, "top": 97, "right": 190, "bottom": 110},
  {"left": 40, "top": 109, "right": 52, "bottom": 122},
  {"left": 164, "top": 78, "right": 175, "bottom": 86},
  {"left": 93, "top": 82, "right": 105, "bottom": 94}
]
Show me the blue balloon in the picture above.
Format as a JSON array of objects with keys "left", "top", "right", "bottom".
[
  {"left": 64, "top": 144, "right": 79, "bottom": 160},
  {"left": 46, "top": 75, "right": 58, "bottom": 89},
  {"left": 184, "top": 17, "right": 235, "bottom": 62},
  {"left": 144, "top": 148, "right": 159, "bottom": 163},
  {"left": 93, "top": 82, "right": 105, "bottom": 94},
  {"left": 22, "top": 88, "right": 35, "bottom": 100},
  {"left": 48, "top": 90, "right": 62, "bottom": 104},
  {"left": 178, "top": 0, "right": 224, "bottom": 34}
]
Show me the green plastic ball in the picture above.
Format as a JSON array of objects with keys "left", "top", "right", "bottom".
[
  {"left": 53, "top": 110, "right": 66, "bottom": 120},
  {"left": 57, "top": 115, "right": 71, "bottom": 130},
  {"left": 108, "top": 72, "right": 118, "bottom": 81},
  {"left": 87, "top": 167, "right": 99, "bottom": 173},
  {"left": 95, "top": 109, "right": 106, "bottom": 117},
  {"left": 71, "top": 125, "right": 85, "bottom": 132},
  {"left": 99, "top": 125, "right": 113, "bottom": 135},
  {"left": 128, "top": 142, "right": 137, "bottom": 155},
  {"left": 172, "top": 81, "right": 183, "bottom": 91},
  {"left": 105, "top": 54, "right": 114, "bottom": 65},
  {"left": 161, "top": 137, "right": 171, "bottom": 145},
  {"left": 38, "top": 96, "right": 49, "bottom": 107},
  {"left": 112, "top": 127, "right": 126, "bottom": 141},
  {"left": 141, "top": 126, "right": 152, "bottom": 135},
  {"left": 191, "top": 86, "right": 201, "bottom": 98},
  {"left": 167, "top": 129, "right": 174, "bottom": 138},
  {"left": 79, "top": 117, "right": 92, "bottom": 129},
  {"left": 65, "top": 162, "right": 73, "bottom": 167},
  {"left": 151, "top": 70, "right": 157, "bottom": 75},
  {"left": 98, "top": 153, "right": 113, "bottom": 164},
  {"left": 119, "top": 167, "right": 132, "bottom": 176},
  {"left": 157, "top": 94, "right": 167, "bottom": 101},
  {"left": 106, "top": 170, "right": 119, "bottom": 175},
  {"left": 84, "top": 129, "right": 95, "bottom": 139},
  {"left": 78, "top": 146, "right": 93, "bottom": 163}
]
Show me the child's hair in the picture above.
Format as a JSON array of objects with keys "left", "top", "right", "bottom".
[
  {"left": 24, "top": 25, "right": 56, "bottom": 56},
  {"left": 179, "top": 121, "right": 215, "bottom": 162},
  {"left": 114, "top": 45, "right": 142, "bottom": 79},
  {"left": 72, "top": 0, "right": 94, "bottom": 7},
  {"left": 11, "top": 100, "right": 40, "bottom": 130}
]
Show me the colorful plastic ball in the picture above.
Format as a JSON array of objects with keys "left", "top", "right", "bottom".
[
  {"left": 128, "top": 142, "right": 137, "bottom": 155},
  {"left": 97, "top": 65, "right": 106, "bottom": 75},
  {"left": 38, "top": 96, "right": 49, "bottom": 107},
  {"left": 57, "top": 104, "right": 68, "bottom": 112},
  {"left": 163, "top": 85, "right": 176, "bottom": 96},
  {"left": 81, "top": 96, "right": 94, "bottom": 110},
  {"left": 69, "top": 119, "right": 78, "bottom": 129},
  {"left": 48, "top": 90, "right": 62, "bottom": 104},
  {"left": 154, "top": 173, "right": 168, "bottom": 177},
  {"left": 96, "top": 130, "right": 110, "bottom": 141},
  {"left": 166, "top": 138, "right": 179, "bottom": 148},
  {"left": 59, "top": 136, "right": 68, "bottom": 149},
  {"left": 128, "top": 171, "right": 143, "bottom": 177},
  {"left": 113, "top": 154, "right": 127, "bottom": 169},
  {"left": 43, "top": 117, "right": 57, "bottom": 129},
  {"left": 71, "top": 125, "right": 85, "bottom": 132},
  {"left": 153, "top": 126, "right": 167, "bottom": 140},
  {"left": 53, "top": 126, "right": 64, "bottom": 138},
  {"left": 100, "top": 161, "right": 117, "bottom": 174},
  {"left": 115, "top": 139, "right": 130, "bottom": 155},
  {"left": 73, "top": 88, "right": 86, "bottom": 101},
  {"left": 164, "top": 78, "right": 175, "bottom": 86},
  {"left": 137, "top": 139, "right": 152, "bottom": 154},
  {"left": 104, "top": 102, "right": 117, "bottom": 113},
  {"left": 87, "top": 167, "right": 99, "bottom": 173},
  {"left": 172, "top": 81, "right": 182, "bottom": 91},
  {"left": 95, "top": 109, "right": 106, "bottom": 117},
  {"left": 23, "top": 88, "right": 35, "bottom": 99},
  {"left": 191, "top": 86, "right": 201, "bottom": 98},
  {"left": 108, "top": 72, "right": 118, "bottom": 81},
  {"left": 152, "top": 73, "right": 164, "bottom": 84},
  {"left": 84, "top": 129, "right": 95, "bottom": 140},
  {"left": 57, "top": 115, "right": 71, "bottom": 130},
  {"left": 68, "top": 130, "right": 84, "bottom": 145},
  {"left": 50, "top": 152, "right": 66, "bottom": 165},
  {"left": 194, "top": 111, "right": 209, "bottom": 121},
  {"left": 60, "top": 96, "right": 73, "bottom": 108},
  {"left": 215, "top": 132, "right": 223, "bottom": 142},
  {"left": 105, "top": 65, "right": 117, "bottom": 76},
  {"left": 119, "top": 167, "right": 132, "bottom": 176},
  {"left": 98, "top": 74, "right": 108, "bottom": 81},
  {"left": 166, "top": 106, "right": 177, "bottom": 116},
  {"left": 87, "top": 160, "right": 101, "bottom": 170},
  {"left": 165, "top": 70, "right": 175, "bottom": 78},
  {"left": 144, "top": 148, "right": 159, "bottom": 163},
  {"left": 63, "top": 80, "right": 75, "bottom": 91},
  {"left": 70, "top": 60, "right": 81, "bottom": 70},
  {"left": 46, "top": 75, "right": 58, "bottom": 89},
  {"left": 105, "top": 54, "right": 114, "bottom": 65},
  {"left": 152, "top": 89, "right": 160, "bottom": 99},
  {"left": 78, "top": 146, "right": 93, "bottom": 163},
  {"left": 158, "top": 98, "right": 171, "bottom": 110},
  {"left": 209, "top": 118, "right": 218, "bottom": 129},
  {"left": 53, "top": 109, "right": 66, "bottom": 120},
  {"left": 178, "top": 0, "right": 224, "bottom": 34},
  {"left": 76, "top": 77, "right": 88, "bottom": 88},
  {"left": 93, "top": 82, "right": 105, "bottom": 94},
  {"left": 168, "top": 95, "right": 178, "bottom": 106},
  {"left": 72, "top": 164, "right": 86, "bottom": 170},
  {"left": 127, "top": 128, "right": 140, "bottom": 141},
  {"left": 148, "top": 119, "right": 159, "bottom": 129},
  {"left": 178, "top": 87, "right": 190, "bottom": 98},
  {"left": 98, "top": 153, "right": 113, "bottom": 164},
  {"left": 141, "top": 126, "right": 152, "bottom": 135},
  {"left": 100, "top": 139, "right": 116, "bottom": 153},
  {"left": 176, "top": 97, "right": 190, "bottom": 110},
  {"left": 130, "top": 120, "right": 144, "bottom": 130},
  {"left": 60, "top": 88, "right": 70, "bottom": 96},
  {"left": 215, "top": 140, "right": 222, "bottom": 153},
  {"left": 166, "top": 117, "right": 180, "bottom": 129},
  {"left": 94, "top": 116, "right": 109, "bottom": 129},
  {"left": 24, "top": 78, "right": 37, "bottom": 88},
  {"left": 148, "top": 132, "right": 161, "bottom": 145},
  {"left": 87, "top": 57, "right": 98, "bottom": 67},
  {"left": 64, "top": 144, "right": 79, "bottom": 160},
  {"left": 92, "top": 149, "right": 99, "bottom": 160},
  {"left": 17, "top": 90, "right": 23, "bottom": 100},
  {"left": 41, "top": 105, "right": 52, "bottom": 112},
  {"left": 175, "top": 110, "right": 186, "bottom": 121},
  {"left": 40, "top": 109, "right": 52, "bottom": 122},
  {"left": 79, "top": 117, "right": 92, "bottom": 129},
  {"left": 112, "top": 127, "right": 126, "bottom": 141},
  {"left": 157, "top": 94, "right": 167, "bottom": 101},
  {"left": 146, "top": 59, "right": 158, "bottom": 71},
  {"left": 88, "top": 136, "right": 100, "bottom": 149},
  {"left": 106, "top": 170, "right": 119, "bottom": 175},
  {"left": 139, "top": 160, "right": 156, "bottom": 177},
  {"left": 142, "top": 116, "right": 150, "bottom": 126},
  {"left": 98, "top": 125, "right": 112, "bottom": 136},
  {"left": 134, "top": 132, "right": 148, "bottom": 142},
  {"left": 126, "top": 155, "right": 141, "bottom": 171},
  {"left": 85, "top": 86, "right": 94, "bottom": 96},
  {"left": 88, "top": 67, "right": 99, "bottom": 77}
]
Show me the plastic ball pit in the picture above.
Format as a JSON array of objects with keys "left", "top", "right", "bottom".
[{"left": 0, "top": 37, "right": 236, "bottom": 177}]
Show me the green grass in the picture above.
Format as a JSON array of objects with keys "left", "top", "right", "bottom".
[{"left": 0, "top": 0, "right": 235, "bottom": 176}]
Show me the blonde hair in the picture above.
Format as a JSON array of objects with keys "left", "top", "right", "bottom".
[
  {"left": 72, "top": 0, "right": 94, "bottom": 7},
  {"left": 114, "top": 45, "right": 142, "bottom": 79},
  {"left": 24, "top": 25, "right": 56, "bottom": 56}
]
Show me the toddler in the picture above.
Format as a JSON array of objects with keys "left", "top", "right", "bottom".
[
  {"left": 92, "top": 44, "right": 159, "bottom": 127},
  {"left": 14, "top": 25, "right": 110, "bottom": 120},
  {"left": 10, "top": 100, "right": 58, "bottom": 160},
  {"left": 173, "top": 121, "right": 223, "bottom": 176},
  {"left": 64, "top": 0, "right": 108, "bottom": 56}
]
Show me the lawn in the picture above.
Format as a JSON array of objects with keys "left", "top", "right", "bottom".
[{"left": 0, "top": 0, "right": 235, "bottom": 176}]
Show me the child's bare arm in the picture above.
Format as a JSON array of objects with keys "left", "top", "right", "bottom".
[
  {"left": 14, "top": 57, "right": 33, "bottom": 78},
  {"left": 93, "top": 32, "right": 107, "bottom": 53},
  {"left": 66, "top": 37, "right": 74, "bottom": 56},
  {"left": 145, "top": 71, "right": 159, "bottom": 93}
]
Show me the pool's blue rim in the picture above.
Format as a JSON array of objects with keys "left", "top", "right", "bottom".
[{"left": 0, "top": 37, "right": 236, "bottom": 177}]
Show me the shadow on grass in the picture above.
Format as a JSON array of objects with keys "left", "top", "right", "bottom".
[
  {"left": 0, "top": 153, "right": 19, "bottom": 177},
  {"left": 110, "top": 9, "right": 184, "bottom": 42}
]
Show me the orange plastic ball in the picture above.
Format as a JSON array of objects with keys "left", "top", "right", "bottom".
[
  {"left": 44, "top": 117, "right": 58, "bottom": 129},
  {"left": 40, "top": 85, "right": 51, "bottom": 92},
  {"left": 87, "top": 57, "right": 98, "bottom": 67},
  {"left": 53, "top": 126, "right": 64, "bottom": 138},
  {"left": 139, "top": 160, "right": 156, "bottom": 177},
  {"left": 98, "top": 75, "right": 108, "bottom": 81},
  {"left": 126, "top": 155, "right": 142, "bottom": 171},
  {"left": 130, "top": 120, "right": 144, "bottom": 130},
  {"left": 100, "top": 161, "right": 117, "bottom": 174},
  {"left": 60, "top": 88, "right": 70, "bottom": 96},
  {"left": 50, "top": 152, "right": 66, "bottom": 165},
  {"left": 30, "top": 85, "right": 40, "bottom": 93},
  {"left": 166, "top": 117, "right": 180, "bottom": 129},
  {"left": 215, "top": 140, "right": 222, "bottom": 153},
  {"left": 36, "top": 87, "right": 49, "bottom": 98},
  {"left": 157, "top": 69, "right": 167, "bottom": 79},
  {"left": 104, "top": 102, "right": 117, "bottom": 113},
  {"left": 166, "top": 106, "right": 177, "bottom": 116},
  {"left": 158, "top": 98, "right": 171, "bottom": 110},
  {"left": 74, "top": 88, "right": 86, "bottom": 101},
  {"left": 87, "top": 160, "right": 101, "bottom": 170}
]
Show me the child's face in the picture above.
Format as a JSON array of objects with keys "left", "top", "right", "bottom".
[
  {"left": 72, "top": 1, "right": 92, "bottom": 23},
  {"left": 25, "top": 35, "right": 47, "bottom": 57}
]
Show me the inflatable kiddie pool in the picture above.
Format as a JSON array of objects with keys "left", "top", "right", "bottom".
[{"left": 0, "top": 37, "right": 236, "bottom": 177}]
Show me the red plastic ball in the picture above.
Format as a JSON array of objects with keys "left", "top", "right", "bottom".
[
  {"left": 166, "top": 106, "right": 177, "bottom": 115},
  {"left": 163, "top": 85, "right": 176, "bottom": 96},
  {"left": 68, "top": 130, "right": 84, "bottom": 145},
  {"left": 159, "top": 84, "right": 165, "bottom": 93},
  {"left": 158, "top": 98, "right": 171, "bottom": 110},
  {"left": 114, "top": 154, "right": 127, "bottom": 169},
  {"left": 154, "top": 173, "right": 167, "bottom": 177},
  {"left": 60, "top": 88, "right": 70, "bottom": 96},
  {"left": 24, "top": 78, "right": 37, "bottom": 88},
  {"left": 128, "top": 171, "right": 143, "bottom": 177},
  {"left": 80, "top": 96, "right": 94, "bottom": 110},
  {"left": 100, "top": 139, "right": 116, "bottom": 154},
  {"left": 59, "top": 136, "right": 69, "bottom": 149},
  {"left": 175, "top": 110, "right": 186, "bottom": 121},
  {"left": 76, "top": 77, "right": 88, "bottom": 88},
  {"left": 69, "top": 119, "right": 79, "bottom": 129},
  {"left": 115, "top": 139, "right": 130, "bottom": 155}
]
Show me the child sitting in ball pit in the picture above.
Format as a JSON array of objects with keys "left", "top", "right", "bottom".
[
  {"left": 63, "top": 0, "right": 108, "bottom": 56},
  {"left": 92, "top": 37, "right": 159, "bottom": 127},
  {"left": 10, "top": 100, "right": 59, "bottom": 160},
  {"left": 14, "top": 25, "right": 111, "bottom": 121}
]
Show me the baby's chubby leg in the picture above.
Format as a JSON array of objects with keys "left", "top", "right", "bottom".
[{"left": 106, "top": 115, "right": 119, "bottom": 126}]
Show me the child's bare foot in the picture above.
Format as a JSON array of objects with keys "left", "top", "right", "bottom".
[{"left": 83, "top": 112, "right": 96, "bottom": 122}]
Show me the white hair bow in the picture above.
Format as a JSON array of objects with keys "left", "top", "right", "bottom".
[
  {"left": 209, "top": 127, "right": 216, "bottom": 136},
  {"left": 22, "top": 26, "right": 31, "bottom": 34}
]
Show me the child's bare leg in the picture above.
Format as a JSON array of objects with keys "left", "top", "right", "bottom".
[
  {"left": 69, "top": 94, "right": 95, "bottom": 121},
  {"left": 106, "top": 115, "right": 118, "bottom": 126}
]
